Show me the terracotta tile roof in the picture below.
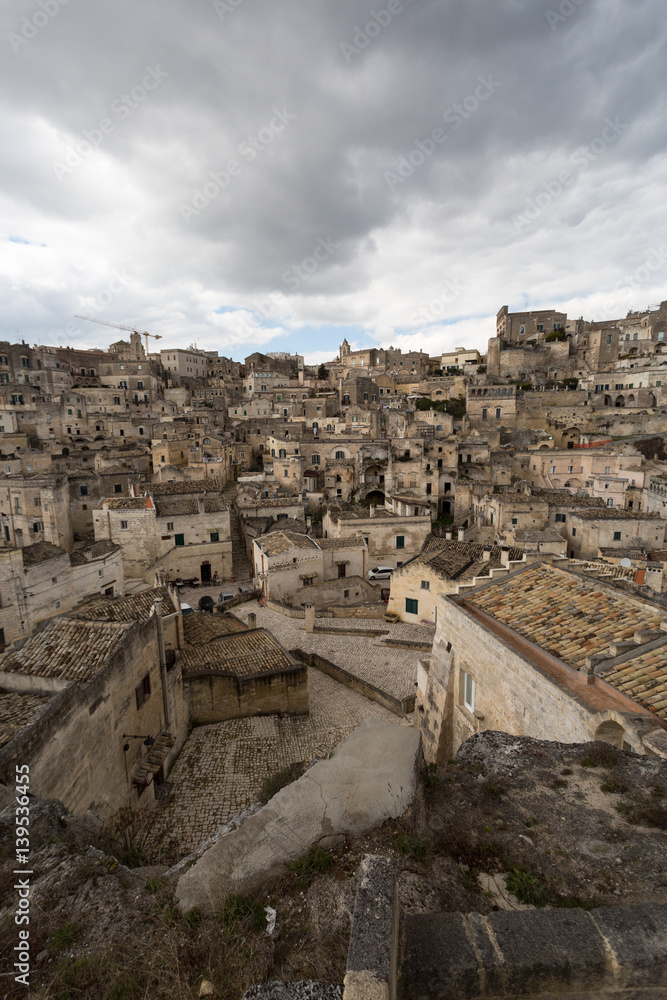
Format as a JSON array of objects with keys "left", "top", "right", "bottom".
[
  {"left": 69, "top": 539, "right": 120, "bottom": 565},
  {"left": 466, "top": 564, "right": 666, "bottom": 671},
  {"left": 0, "top": 691, "right": 51, "bottom": 749},
  {"left": 73, "top": 586, "right": 177, "bottom": 622},
  {"left": 534, "top": 490, "right": 607, "bottom": 508},
  {"left": 0, "top": 618, "right": 134, "bottom": 683},
  {"left": 182, "top": 612, "right": 248, "bottom": 645},
  {"left": 600, "top": 648, "right": 667, "bottom": 722},
  {"left": 181, "top": 627, "right": 296, "bottom": 678},
  {"left": 256, "top": 532, "right": 319, "bottom": 556}
]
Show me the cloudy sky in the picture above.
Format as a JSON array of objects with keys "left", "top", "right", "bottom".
[{"left": 2, "top": 0, "right": 666, "bottom": 364}]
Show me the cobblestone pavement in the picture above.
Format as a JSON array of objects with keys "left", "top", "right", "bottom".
[
  {"left": 160, "top": 667, "right": 403, "bottom": 852},
  {"left": 232, "top": 603, "right": 422, "bottom": 702}
]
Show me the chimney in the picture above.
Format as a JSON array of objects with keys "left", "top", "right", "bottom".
[
  {"left": 247, "top": 612, "right": 257, "bottom": 629},
  {"left": 304, "top": 603, "right": 315, "bottom": 633},
  {"left": 482, "top": 547, "right": 491, "bottom": 562},
  {"left": 197, "top": 497, "right": 205, "bottom": 514},
  {"left": 457, "top": 527, "right": 465, "bottom": 541},
  {"left": 500, "top": 547, "right": 510, "bottom": 567},
  {"left": 369, "top": 504, "right": 376, "bottom": 517}
]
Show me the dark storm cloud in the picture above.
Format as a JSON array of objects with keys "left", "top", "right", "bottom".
[{"left": 1, "top": 0, "right": 666, "bottom": 353}]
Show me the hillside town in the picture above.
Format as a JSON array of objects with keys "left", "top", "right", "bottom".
[{"left": 2, "top": 303, "right": 667, "bottom": 998}]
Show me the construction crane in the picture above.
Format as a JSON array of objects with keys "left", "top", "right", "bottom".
[{"left": 74, "top": 316, "right": 162, "bottom": 356}]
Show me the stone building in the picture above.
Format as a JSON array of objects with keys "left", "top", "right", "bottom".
[
  {"left": 0, "top": 539, "right": 123, "bottom": 648},
  {"left": 93, "top": 482, "right": 232, "bottom": 582},
  {"left": 387, "top": 538, "right": 526, "bottom": 624},
  {"left": 323, "top": 504, "right": 431, "bottom": 570},
  {"left": 419, "top": 562, "right": 667, "bottom": 764},
  {"left": 0, "top": 473, "right": 72, "bottom": 552},
  {"left": 0, "top": 588, "right": 188, "bottom": 815},
  {"left": 181, "top": 612, "right": 308, "bottom": 723},
  {"left": 253, "top": 531, "right": 369, "bottom": 607}
]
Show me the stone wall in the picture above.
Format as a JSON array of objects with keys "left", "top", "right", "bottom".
[
  {"left": 0, "top": 618, "right": 189, "bottom": 816},
  {"left": 186, "top": 664, "right": 308, "bottom": 724}
]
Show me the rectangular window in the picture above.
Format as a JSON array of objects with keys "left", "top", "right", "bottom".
[
  {"left": 210, "top": 531, "right": 219, "bottom": 542},
  {"left": 511, "top": 517, "right": 518, "bottom": 525},
  {"left": 174, "top": 533, "right": 185, "bottom": 546},
  {"left": 462, "top": 671, "right": 475, "bottom": 712},
  {"left": 80, "top": 485, "right": 88, "bottom": 496},
  {"left": 32, "top": 521, "right": 43, "bottom": 532},
  {"left": 571, "top": 527, "right": 576, "bottom": 537},
  {"left": 495, "top": 408, "right": 501, "bottom": 419},
  {"left": 120, "top": 520, "right": 128, "bottom": 529},
  {"left": 312, "top": 454, "right": 320, "bottom": 465},
  {"left": 135, "top": 672, "right": 151, "bottom": 710},
  {"left": 405, "top": 598, "right": 419, "bottom": 615},
  {"left": 396, "top": 535, "right": 405, "bottom": 549},
  {"left": 555, "top": 513, "right": 566, "bottom": 523},
  {"left": 167, "top": 522, "right": 174, "bottom": 531},
  {"left": 481, "top": 408, "right": 487, "bottom": 420},
  {"left": 613, "top": 531, "right": 621, "bottom": 540},
  {"left": 421, "top": 580, "right": 430, "bottom": 590},
  {"left": 114, "top": 484, "right": 122, "bottom": 493}
]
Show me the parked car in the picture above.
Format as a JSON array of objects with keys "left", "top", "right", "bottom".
[
  {"left": 198, "top": 595, "right": 215, "bottom": 613},
  {"left": 368, "top": 566, "right": 394, "bottom": 581},
  {"left": 218, "top": 591, "right": 234, "bottom": 605},
  {"left": 237, "top": 584, "right": 253, "bottom": 595},
  {"left": 180, "top": 602, "right": 194, "bottom": 616}
]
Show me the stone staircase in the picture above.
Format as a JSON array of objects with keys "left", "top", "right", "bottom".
[{"left": 229, "top": 504, "right": 252, "bottom": 582}]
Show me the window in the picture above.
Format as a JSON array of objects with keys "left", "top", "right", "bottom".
[
  {"left": 279, "top": 449, "right": 286, "bottom": 459},
  {"left": 462, "top": 671, "right": 475, "bottom": 712},
  {"left": 174, "top": 533, "right": 185, "bottom": 546},
  {"left": 604, "top": 466, "right": 611, "bottom": 475},
  {"left": 396, "top": 535, "right": 405, "bottom": 549},
  {"left": 137, "top": 381, "right": 143, "bottom": 390},
  {"left": 421, "top": 580, "right": 430, "bottom": 590},
  {"left": 613, "top": 531, "right": 622, "bottom": 540},
  {"left": 405, "top": 598, "right": 419, "bottom": 615},
  {"left": 303, "top": 577, "right": 313, "bottom": 586},
  {"left": 511, "top": 517, "right": 518, "bottom": 525},
  {"left": 495, "top": 408, "right": 501, "bottom": 419},
  {"left": 481, "top": 408, "right": 487, "bottom": 420},
  {"left": 607, "top": 498, "right": 614, "bottom": 507},
  {"left": 167, "top": 522, "right": 174, "bottom": 531},
  {"left": 335, "top": 450, "right": 345, "bottom": 459},
  {"left": 80, "top": 485, "right": 88, "bottom": 496},
  {"left": 210, "top": 531, "right": 219, "bottom": 542},
  {"left": 344, "top": 589, "right": 350, "bottom": 598},
  {"left": 555, "top": 513, "right": 566, "bottom": 523},
  {"left": 120, "top": 520, "right": 128, "bottom": 529},
  {"left": 135, "top": 672, "right": 151, "bottom": 710},
  {"left": 571, "top": 527, "right": 576, "bottom": 537},
  {"left": 114, "top": 396, "right": 120, "bottom": 405},
  {"left": 32, "top": 521, "right": 43, "bottom": 532},
  {"left": 34, "top": 497, "right": 40, "bottom": 506}
]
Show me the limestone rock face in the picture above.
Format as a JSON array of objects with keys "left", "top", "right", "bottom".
[{"left": 175, "top": 718, "right": 421, "bottom": 914}]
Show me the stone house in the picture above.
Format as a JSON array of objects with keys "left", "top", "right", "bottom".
[
  {"left": 0, "top": 539, "right": 123, "bottom": 649},
  {"left": 93, "top": 483, "right": 232, "bottom": 582},
  {"left": 419, "top": 562, "right": 667, "bottom": 764},
  {"left": 253, "top": 531, "right": 369, "bottom": 607},
  {"left": 387, "top": 538, "right": 526, "bottom": 624},
  {"left": 181, "top": 613, "right": 308, "bottom": 723},
  {"left": 323, "top": 504, "right": 431, "bottom": 570},
  {"left": 0, "top": 588, "right": 188, "bottom": 815},
  {"left": 0, "top": 473, "right": 72, "bottom": 552},
  {"left": 562, "top": 508, "right": 666, "bottom": 560},
  {"left": 68, "top": 468, "right": 135, "bottom": 538}
]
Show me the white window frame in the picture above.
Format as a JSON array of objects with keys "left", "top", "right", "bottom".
[{"left": 463, "top": 671, "right": 475, "bottom": 713}]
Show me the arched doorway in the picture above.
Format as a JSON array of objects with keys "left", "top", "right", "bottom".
[
  {"left": 594, "top": 720, "right": 627, "bottom": 748},
  {"left": 366, "top": 489, "right": 385, "bottom": 505},
  {"left": 615, "top": 395, "right": 625, "bottom": 407}
]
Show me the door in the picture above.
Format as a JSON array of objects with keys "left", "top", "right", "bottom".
[
  {"left": 201, "top": 561, "right": 211, "bottom": 584},
  {"left": 338, "top": 563, "right": 346, "bottom": 578}
]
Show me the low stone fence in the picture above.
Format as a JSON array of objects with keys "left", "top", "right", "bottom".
[{"left": 290, "top": 648, "right": 414, "bottom": 717}]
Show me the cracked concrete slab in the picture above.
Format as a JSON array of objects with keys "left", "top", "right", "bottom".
[{"left": 175, "top": 718, "right": 421, "bottom": 915}]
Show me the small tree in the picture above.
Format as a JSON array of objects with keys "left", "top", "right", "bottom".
[
  {"left": 415, "top": 397, "right": 433, "bottom": 410},
  {"left": 317, "top": 363, "right": 328, "bottom": 380}
]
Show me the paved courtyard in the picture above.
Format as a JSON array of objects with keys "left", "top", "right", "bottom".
[
  {"left": 232, "top": 603, "right": 426, "bottom": 703},
  {"left": 161, "top": 666, "right": 404, "bottom": 852}
]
